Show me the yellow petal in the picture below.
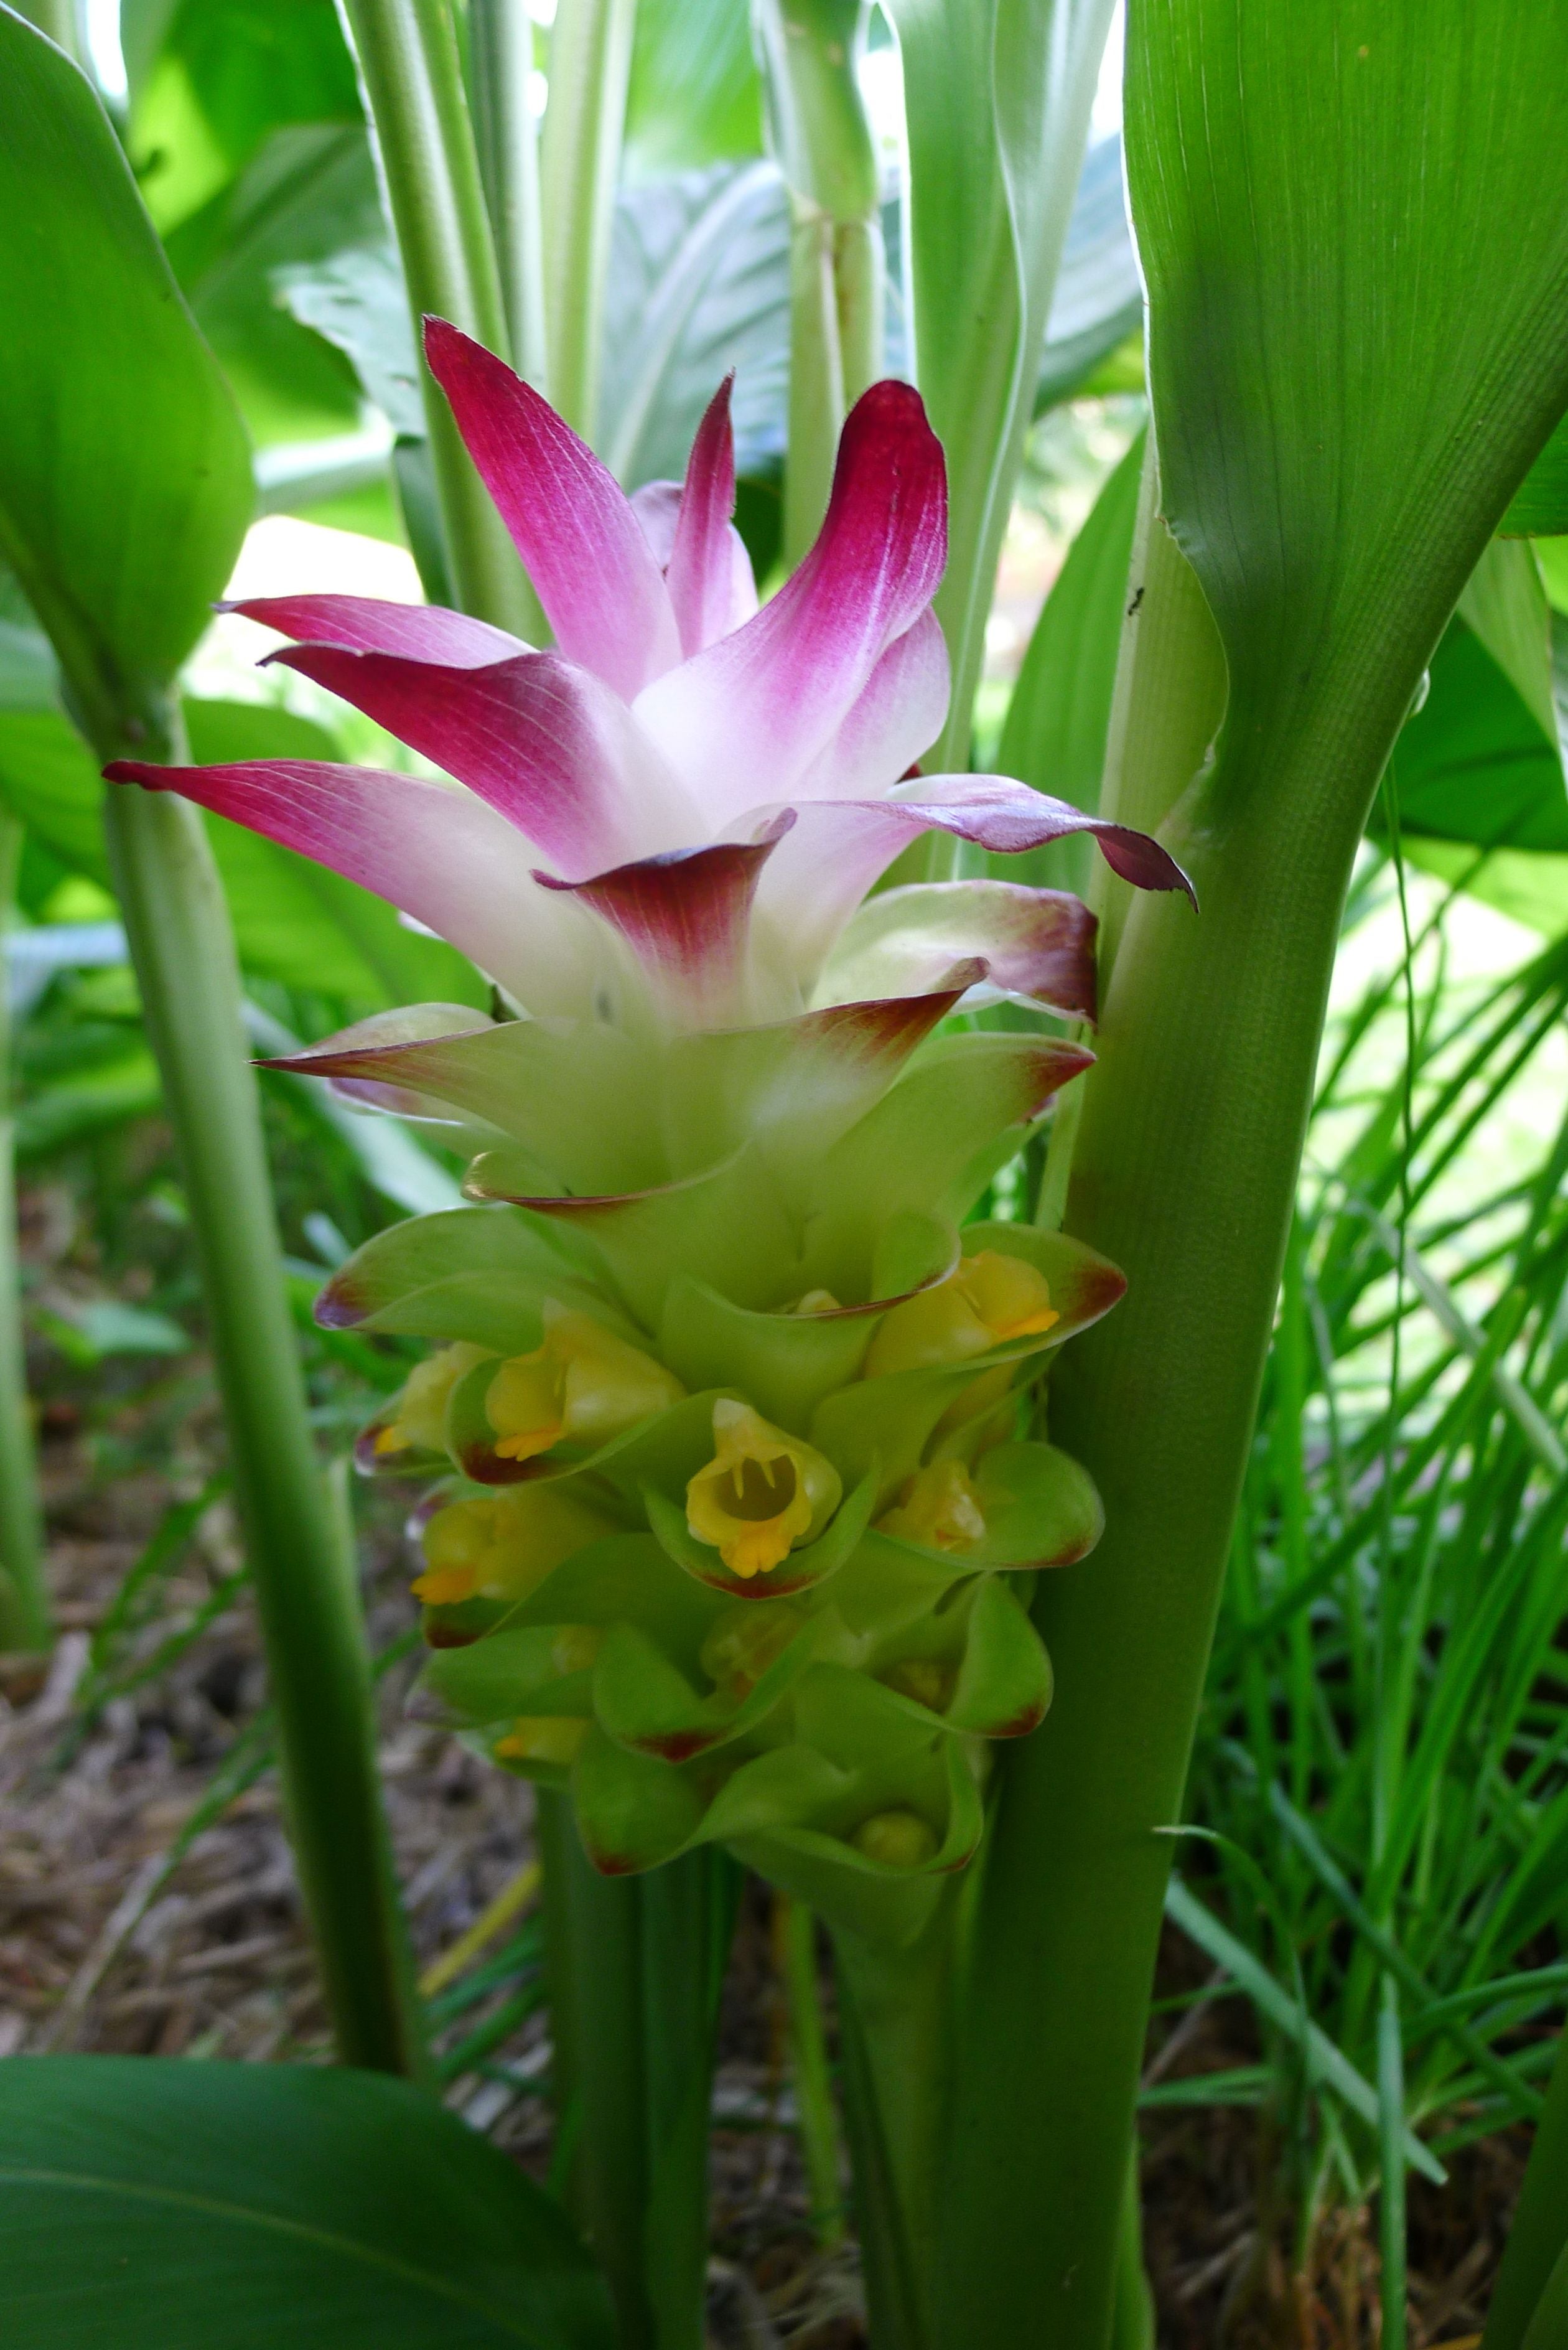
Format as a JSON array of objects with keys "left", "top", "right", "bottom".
[
  {"left": 380, "top": 1341, "right": 494, "bottom": 1454},
  {"left": 685, "top": 1400, "right": 840, "bottom": 1578},
  {"left": 955, "top": 1250, "right": 1058, "bottom": 1341}
]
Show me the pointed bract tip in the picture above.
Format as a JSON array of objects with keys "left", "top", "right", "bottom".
[{"left": 103, "top": 761, "right": 170, "bottom": 790}]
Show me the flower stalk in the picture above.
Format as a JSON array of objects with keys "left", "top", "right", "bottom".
[
  {"left": 0, "top": 810, "right": 50, "bottom": 1652},
  {"left": 340, "top": 0, "right": 537, "bottom": 636},
  {"left": 470, "top": 0, "right": 549, "bottom": 390},
  {"left": 755, "top": 0, "right": 885, "bottom": 564},
  {"left": 539, "top": 0, "right": 638, "bottom": 439},
  {"left": 101, "top": 707, "right": 429, "bottom": 2081}
]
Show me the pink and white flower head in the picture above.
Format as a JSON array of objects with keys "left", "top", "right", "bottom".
[{"left": 108, "top": 319, "right": 1188, "bottom": 1034}]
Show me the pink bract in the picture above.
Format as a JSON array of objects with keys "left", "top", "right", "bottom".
[{"left": 108, "top": 321, "right": 1192, "bottom": 1031}]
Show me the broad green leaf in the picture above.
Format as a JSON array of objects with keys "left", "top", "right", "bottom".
[
  {"left": 0, "top": 2054, "right": 614, "bottom": 2349},
  {"left": 0, "top": 11, "right": 252, "bottom": 742},
  {"left": 599, "top": 164, "right": 792, "bottom": 486},
  {"left": 277, "top": 241, "right": 429, "bottom": 438},
  {"left": 623, "top": 0, "right": 763, "bottom": 177},
  {"left": 887, "top": 0, "right": 1116, "bottom": 765},
  {"left": 1128, "top": 11, "right": 1568, "bottom": 840},
  {"left": 0, "top": 696, "right": 484, "bottom": 1006},
  {"left": 1501, "top": 410, "right": 1568, "bottom": 540},
  {"left": 166, "top": 125, "right": 383, "bottom": 445},
  {"left": 16, "top": 1042, "right": 162, "bottom": 1163},
  {"left": 1402, "top": 841, "right": 1568, "bottom": 939},
  {"left": 126, "top": 0, "right": 360, "bottom": 231},
  {"left": 992, "top": 426, "right": 1144, "bottom": 890},
  {"left": 1386, "top": 619, "right": 1568, "bottom": 856},
  {"left": 1457, "top": 538, "right": 1557, "bottom": 743}
]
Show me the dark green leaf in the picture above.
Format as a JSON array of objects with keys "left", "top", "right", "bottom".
[
  {"left": 0, "top": 2055, "right": 614, "bottom": 2349},
  {"left": 0, "top": 11, "right": 253, "bottom": 739}
]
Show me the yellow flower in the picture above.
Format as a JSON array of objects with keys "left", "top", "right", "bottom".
[
  {"left": 863, "top": 1250, "right": 1058, "bottom": 1379},
  {"left": 485, "top": 1307, "right": 684, "bottom": 1463},
  {"left": 686, "top": 1400, "right": 842, "bottom": 1580},
  {"left": 875, "top": 1459, "right": 986, "bottom": 1553},
  {"left": 374, "top": 1342, "right": 493, "bottom": 1457},
  {"left": 495, "top": 1716, "right": 589, "bottom": 1765},
  {"left": 411, "top": 1483, "right": 618, "bottom": 1607}
]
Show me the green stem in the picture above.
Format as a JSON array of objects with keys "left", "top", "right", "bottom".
[
  {"left": 1109, "top": 2137, "right": 1154, "bottom": 2350},
  {"left": 932, "top": 470, "right": 1354, "bottom": 2343},
  {"left": 756, "top": 0, "right": 884, "bottom": 563},
  {"left": 545, "top": 1822, "right": 736, "bottom": 2350},
  {"left": 538, "top": 0, "right": 637, "bottom": 438},
  {"left": 0, "top": 811, "right": 50, "bottom": 1651},
  {"left": 100, "top": 713, "right": 426, "bottom": 2080},
  {"left": 892, "top": 0, "right": 1116, "bottom": 783},
  {"left": 341, "top": 0, "right": 535, "bottom": 634},
  {"left": 470, "top": 0, "right": 549, "bottom": 387},
  {"left": 775, "top": 1896, "right": 846, "bottom": 2243},
  {"left": 831, "top": 1902, "right": 957, "bottom": 2350}
]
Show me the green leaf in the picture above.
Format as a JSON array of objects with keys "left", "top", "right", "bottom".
[
  {"left": 1037, "top": 134, "right": 1144, "bottom": 411},
  {"left": 0, "top": 692, "right": 485, "bottom": 1006},
  {"left": 624, "top": 0, "right": 763, "bottom": 177},
  {"left": 993, "top": 424, "right": 1145, "bottom": 890},
  {"left": 0, "top": 2054, "right": 614, "bottom": 2348},
  {"left": 887, "top": 0, "right": 1116, "bottom": 767},
  {"left": 1387, "top": 618, "right": 1568, "bottom": 854},
  {"left": 276, "top": 240, "right": 429, "bottom": 437},
  {"left": 1457, "top": 538, "right": 1558, "bottom": 742},
  {"left": 0, "top": 12, "right": 253, "bottom": 741},
  {"left": 599, "top": 163, "right": 791, "bottom": 487},
  {"left": 166, "top": 125, "right": 383, "bottom": 445},
  {"left": 125, "top": 0, "right": 362, "bottom": 178},
  {"left": 1501, "top": 408, "right": 1568, "bottom": 538}
]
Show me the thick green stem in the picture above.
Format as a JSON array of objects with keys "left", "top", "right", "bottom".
[
  {"left": 831, "top": 1902, "right": 957, "bottom": 2350},
  {"left": 341, "top": 0, "right": 535, "bottom": 634},
  {"left": 0, "top": 812, "right": 50, "bottom": 1651},
  {"left": 940, "top": 770, "right": 1359, "bottom": 2346},
  {"left": 538, "top": 0, "right": 637, "bottom": 438},
  {"left": 470, "top": 0, "right": 549, "bottom": 388},
  {"left": 756, "top": 0, "right": 884, "bottom": 563},
  {"left": 100, "top": 717, "right": 426, "bottom": 2080},
  {"left": 546, "top": 1823, "right": 736, "bottom": 2350}
]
